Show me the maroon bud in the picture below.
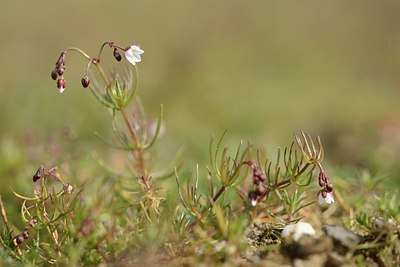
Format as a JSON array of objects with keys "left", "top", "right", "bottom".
[
  {"left": 51, "top": 69, "right": 58, "bottom": 80},
  {"left": 29, "top": 218, "right": 37, "bottom": 228},
  {"left": 81, "top": 76, "right": 90, "bottom": 88},
  {"left": 252, "top": 175, "right": 260, "bottom": 185},
  {"left": 318, "top": 177, "right": 325, "bottom": 187},
  {"left": 57, "top": 79, "right": 66, "bottom": 93},
  {"left": 258, "top": 173, "right": 266, "bottom": 182},
  {"left": 256, "top": 186, "right": 266, "bottom": 196},
  {"left": 33, "top": 165, "right": 44, "bottom": 182},
  {"left": 321, "top": 190, "right": 327, "bottom": 198},
  {"left": 113, "top": 48, "right": 122, "bottom": 62},
  {"left": 326, "top": 183, "right": 333, "bottom": 192},
  {"left": 23, "top": 228, "right": 29, "bottom": 239},
  {"left": 248, "top": 191, "right": 257, "bottom": 201},
  {"left": 16, "top": 236, "right": 24, "bottom": 244},
  {"left": 57, "top": 66, "right": 65, "bottom": 76}
]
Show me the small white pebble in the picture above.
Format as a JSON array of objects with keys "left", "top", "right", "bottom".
[{"left": 281, "top": 222, "right": 316, "bottom": 241}]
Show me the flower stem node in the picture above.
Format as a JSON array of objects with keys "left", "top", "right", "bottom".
[
  {"left": 124, "top": 45, "right": 144, "bottom": 65},
  {"left": 281, "top": 222, "right": 316, "bottom": 242}
]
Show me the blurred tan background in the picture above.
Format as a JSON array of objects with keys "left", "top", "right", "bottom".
[{"left": 1, "top": 0, "right": 400, "bottom": 174}]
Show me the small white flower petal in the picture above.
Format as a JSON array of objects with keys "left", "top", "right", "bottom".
[
  {"left": 124, "top": 45, "right": 144, "bottom": 65},
  {"left": 318, "top": 192, "right": 325, "bottom": 204},
  {"left": 251, "top": 199, "right": 257, "bottom": 207},
  {"left": 58, "top": 86, "right": 65, "bottom": 93},
  {"left": 325, "top": 192, "right": 334, "bottom": 204},
  {"left": 318, "top": 191, "right": 334, "bottom": 205}
]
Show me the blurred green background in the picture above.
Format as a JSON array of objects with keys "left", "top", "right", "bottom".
[{"left": 1, "top": 0, "right": 400, "bottom": 193}]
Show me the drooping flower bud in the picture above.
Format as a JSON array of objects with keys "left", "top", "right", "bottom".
[
  {"left": 326, "top": 183, "right": 333, "bottom": 192},
  {"left": 57, "top": 66, "right": 65, "bottom": 76},
  {"left": 16, "top": 236, "right": 24, "bottom": 244},
  {"left": 33, "top": 165, "right": 44, "bottom": 182},
  {"left": 57, "top": 79, "right": 66, "bottom": 93},
  {"left": 81, "top": 76, "right": 90, "bottom": 88},
  {"left": 318, "top": 176, "right": 325, "bottom": 187},
  {"left": 256, "top": 186, "right": 266, "bottom": 196},
  {"left": 51, "top": 69, "right": 58, "bottom": 80},
  {"left": 113, "top": 48, "right": 122, "bottom": 62},
  {"left": 23, "top": 228, "right": 29, "bottom": 239},
  {"left": 248, "top": 191, "right": 258, "bottom": 206}
]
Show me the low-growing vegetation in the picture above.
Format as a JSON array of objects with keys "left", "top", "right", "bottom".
[{"left": 0, "top": 41, "right": 398, "bottom": 266}]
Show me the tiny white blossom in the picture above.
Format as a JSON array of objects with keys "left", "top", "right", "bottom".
[
  {"left": 124, "top": 45, "right": 144, "bottom": 65},
  {"left": 281, "top": 222, "right": 316, "bottom": 241},
  {"left": 58, "top": 86, "right": 65, "bottom": 93},
  {"left": 318, "top": 191, "right": 334, "bottom": 205},
  {"left": 250, "top": 199, "right": 257, "bottom": 207}
]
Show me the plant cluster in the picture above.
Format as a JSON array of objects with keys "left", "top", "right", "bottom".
[{"left": 2, "top": 41, "right": 397, "bottom": 266}]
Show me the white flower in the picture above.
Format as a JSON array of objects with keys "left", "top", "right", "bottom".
[
  {"left": 281, "top": 222, "right": 316, "bottom": 241},
  {"left": 124, "top": 45, "right": 144, "bottom": 65},
  {"left": 318, "top": 191, "right": 334, "bottom": 205}
]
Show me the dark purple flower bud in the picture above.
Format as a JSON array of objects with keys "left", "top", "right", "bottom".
[
  {"left": 258, "top": 173, "right": 266, "bottom": 182},
  {"left": 252, "top": 175, "right": 260, "bottom": 185},
  {"left": 256, "top": 186, "right": 266, "bottom": 197},
  {"left": 57, "top": 79, "right": 66, "bottom": 93},
  {"left": 318, "top": 177, "right": 325, "bottom": 187},
  {"left": 23, "top": 228, "right": 29, "bottom": 239},
  {"left": 57, "top": 66, "right": 65, "bottom": 76},
  {"left": 29, "top": 218, "right": 37, "bottom": 228},
  {"left": 321, "top": 190, "right": 327, "bottom": 198},
  {"left": 16, "top": 236, "right": 24, "bottom": 244},
  {"left": 113, "top": 48, "right": 122, "bottom": 62},
  {"left": 326, "top": 183, "right": 333, "bottom": 192},
  {"left": 51, "top": 69, "right": 58, "bottom": 80},
  {"left": 33, "top": 165, "right": 44, "bottom": 182},
  {"left": 81, "top": 76, "right": 90, "bottom": 88},
  {"left": 324, "top": 175, "right": 330, "bottom": 183},
  {"left": 248, "top": 191, "right": 258, "bottom": 206}
]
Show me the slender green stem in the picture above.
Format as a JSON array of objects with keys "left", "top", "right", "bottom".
[
  {"left": 186, "top": 185, "right": 226, "bottom": 232},
  {"left": 65, "top": 47, "right": 91, "bottom": 60},
  {"left": 120, "top": 108, "right": 145, "bottom": 172},
  {"left": 93, "top": 63, "right": 110, "bottom": 86},
  {"left": 97, "top": 42, "right": 111, "bottom": 61}
]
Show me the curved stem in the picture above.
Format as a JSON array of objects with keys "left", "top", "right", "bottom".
[
  {"left": 65, "top": 47, "right": 91, "bottom": 60},
  {"left": 97, "top": 42, "right": 109, "bottom": 61}
]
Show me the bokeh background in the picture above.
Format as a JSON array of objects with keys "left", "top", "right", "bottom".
[{"left": 1, "top": 0, "right": 400, "bottom": 201}]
